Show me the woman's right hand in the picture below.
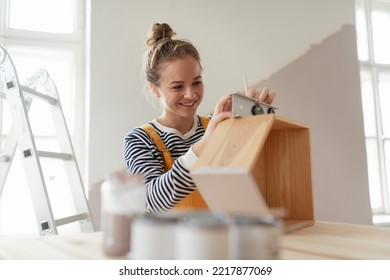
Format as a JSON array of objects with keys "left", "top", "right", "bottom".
[{"left": 192, "top": 95, "right": 233, "bottom": 156}]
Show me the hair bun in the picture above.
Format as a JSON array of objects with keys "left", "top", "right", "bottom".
[{"left": 146, "top": 23, "right": 176, "bottom": 48}]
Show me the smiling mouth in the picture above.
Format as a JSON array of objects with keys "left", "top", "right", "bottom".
[{"left": 179, "top": 100, "right": 197, "bottom": 107}]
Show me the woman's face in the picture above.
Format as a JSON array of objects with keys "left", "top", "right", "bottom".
[{"left": 151, "top": 55, "right": 204, "bottom": 121}]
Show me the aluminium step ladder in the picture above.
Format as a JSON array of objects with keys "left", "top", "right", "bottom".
[{"left": 0, "top": 45, "right": 94, "bottom": 235}]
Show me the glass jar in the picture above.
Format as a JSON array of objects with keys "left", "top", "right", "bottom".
[{"left": 101, "top": 171, "right": 145, "bottom": 257}]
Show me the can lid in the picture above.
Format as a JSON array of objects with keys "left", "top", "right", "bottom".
[
  {"left": 134, "top": 213, "right": 179, "bottom": 224},
  {"left": 180, "top": 212, "right": 228, "bottom": 228},
  {"left": 233, "top": 215, "right": 281, "bottom": 227}
]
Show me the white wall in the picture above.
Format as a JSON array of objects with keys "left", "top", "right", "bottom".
[
  {"left": 257, "top": 25, "right": 372, "bottom": 225},
  {"left": 89, "top": 0, "right": 372, "bottom": 224}
]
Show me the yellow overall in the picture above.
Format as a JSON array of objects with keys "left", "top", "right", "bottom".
[{"left": 141, "top": 116, "right": 209, "bottom": 210}]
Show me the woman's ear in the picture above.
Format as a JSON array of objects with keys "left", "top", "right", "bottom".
[{"left": 150, "top": 83, "right": 160, "bottom": 98}]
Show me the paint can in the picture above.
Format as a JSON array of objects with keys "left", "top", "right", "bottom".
[
  {"left": 175, "top": 211, "right": 229, "bottom": 260},
  {"left": 131, "top": 213, "right": 178, "bottom": 260},
  {"left": 229, "top": 215, "right": 282, "bottom": 259}
]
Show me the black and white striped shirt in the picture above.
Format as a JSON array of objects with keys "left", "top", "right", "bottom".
[{"left": 123, "top": 115, "right": 207, "bottom": 212}]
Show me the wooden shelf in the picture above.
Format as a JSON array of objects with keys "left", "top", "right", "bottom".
[{"left": 192, "top": 114, "right": 314, "bottom": 231}]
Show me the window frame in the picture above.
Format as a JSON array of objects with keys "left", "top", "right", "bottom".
[
  {"left": 356, "top": 0, "right": 390, "bottom": 221},
  {"left": 1, "top": 0, "right": 85, "bottom": 42},
  {"left": 0, "top": 0, "right": 88, "bottom": 234},
  {"left": 0, "top": 0, "right": 87, "bottom": 184}
]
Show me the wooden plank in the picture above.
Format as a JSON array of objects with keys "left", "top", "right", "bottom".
[
  {"left": 284, "top": 220, "right": 315, "bottom": 233},
  {"left": 42, "top": 233, "right": 107, "bottom": 259},
  {"left": 0, "top": 235, "right": 74, "bottom": 259},
  {"left": 281, "top": 221, "right": 390, "bottom": 259},
  {"left": 0, "top": 233, "right": 106, "bottom": 260},
  {"left": 282, "top": 234, "right": 390, "bottom": 259},
  {"left": 256, "top": 121, "right": 314, "bottom": 222},
  {"left": 193, "top": 115, "right": 274, "bottom": 169},
  {"left": 280, "top": 249, "right": 334, "bottom": 260},
  {"left": 0, "top": 222, "right": 389, "bottom": 259},
  {"left": 273, "top": 115, "right": 310, "bottom": 130}
]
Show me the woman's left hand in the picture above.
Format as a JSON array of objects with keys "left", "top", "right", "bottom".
[{"left": 246, "top": 87, "right": 276, "bottom": 105}]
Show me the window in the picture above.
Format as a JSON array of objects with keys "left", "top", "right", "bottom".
[
  {"left": 8, "top": 0, "right": 75, "bottom": 34},
  {"left": 0, "top": 0, "right": 86, "bottom": 234},
  {"left": 356, "top": 0, "right": 390, "bottom": 224}
]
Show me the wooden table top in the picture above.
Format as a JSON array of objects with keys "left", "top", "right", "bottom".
[{"left": 1, "top": 221, "right": 389, "bottom": 260}]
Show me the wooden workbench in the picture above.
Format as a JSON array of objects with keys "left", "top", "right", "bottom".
[{"left": 0, "top": 221, "right": 389, "bottom": 260}]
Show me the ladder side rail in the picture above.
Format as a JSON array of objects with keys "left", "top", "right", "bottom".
[
  {"left": 0, "top": 99, "right": 33, "bottom": 196},
  {"left": 39, "top": 74, "right": 94, "bottom": 232},
  {"left": 0, "top": 48, "right": 57, "bottom": 235},
  {"left": 0, "top": 71, "right": 19, "bottom": 196},
  {"left": 0, "top": 51, "right": 15, "bottom": 196},
  {"left": 0, "top": 126, "right": 17, "bottom": 196}
]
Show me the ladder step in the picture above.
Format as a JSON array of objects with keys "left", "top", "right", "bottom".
[
  {"left": 0, "top": 155, "right": 10, "bottom": 162},
  {"left": 20, "top": 85, "right": 57, "bottom": 105},
  {"left": 37, "top": 151, "right": 73, "bottom": 160},
  {"left": 55, "top": 213, "right": 89, "bottom": 227}
]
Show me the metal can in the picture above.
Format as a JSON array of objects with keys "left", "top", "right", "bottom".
[
  {"left": 131, "top": 213, "right": 178, "bottom": 260},
  {"left": 229, "top": 215, "right": 282, "bottom": 259},
  {"left": 175, "top": 212, "right": 229, "bottom": 260}
]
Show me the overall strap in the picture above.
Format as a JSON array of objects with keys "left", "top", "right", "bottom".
[
  {"left": 140, "top": 117, "right": 210, "bottom": 210},
  {"left": 140, "top": 116, "right": 210, "bottom": 171},
  {"left": 140, "top": 124, "right": 173, "bottom": 172},
  {"left": 200, "top": 115, "right": 210, "bottom": 130}
]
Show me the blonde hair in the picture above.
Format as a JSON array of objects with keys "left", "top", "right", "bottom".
[{"left": 143, "top": 23, "right": 202, "bottom": 87}]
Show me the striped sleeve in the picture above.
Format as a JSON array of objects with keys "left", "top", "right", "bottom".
[{"left": 123, "top": 126, "right": 200, "bottom": 212}]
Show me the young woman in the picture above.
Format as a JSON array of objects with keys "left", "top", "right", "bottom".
[{"left": 123, "top": 23, "right": 276, "bottom": 213}]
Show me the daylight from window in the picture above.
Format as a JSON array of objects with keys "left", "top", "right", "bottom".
[
  {"left": 0, "top": 0, "right": 84, "bottom": 234},
  {"left": 9, "top": 0, "right": 74, "bottom": 34},
  {"left": 355, "top": 0, "right": 390, "bottom": 223}
]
